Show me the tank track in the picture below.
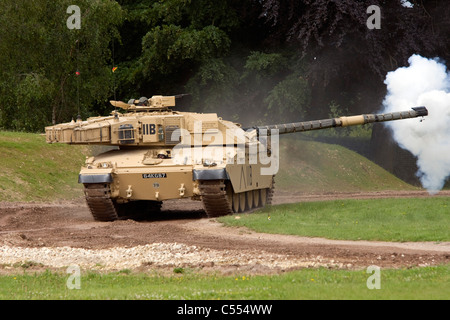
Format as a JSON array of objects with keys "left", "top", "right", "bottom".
[
  {"left": 84, "top": 178, "right": 275, "bottom": 221},
  {"left": 198, "top": 181, "right": 233, "bottom": 218},
  {"left": 84, "top": 183, "right": 119, "bottom": 221},
  {"left": 84, "top": 183, "right": 162, "bottom": 221},
  {"left": 267, "top": 176, "right": 275, "bottom": 205},
  {"left": 199, "top": 177, "right": 275, "bottom": 218}
]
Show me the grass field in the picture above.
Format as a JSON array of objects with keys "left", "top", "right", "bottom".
[
  {"left": 218, "top": 197, "right": 450, "bottom": 242},
  {"left": 0, "top": 131, "right": 88, "bottom": 201},
  {"left": 0, "top": 265, "right": 448, "bottom": 300},
  {"left": 275, "top": 137, "right": 417, "bottom": 193}
]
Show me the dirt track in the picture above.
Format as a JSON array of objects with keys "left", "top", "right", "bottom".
[{"left": 0, "top": 190, "right": 449, "bottom": 274}]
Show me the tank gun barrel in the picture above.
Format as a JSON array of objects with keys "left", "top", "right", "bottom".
[{"left": 255, "top": 107, "right": 428, "bottom": 135}]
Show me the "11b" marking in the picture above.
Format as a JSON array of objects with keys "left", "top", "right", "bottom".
[{"left": 143, "top": 124, "right": 156, "bottom": 135}]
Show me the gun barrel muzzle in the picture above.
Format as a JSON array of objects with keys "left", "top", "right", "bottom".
[{"left": 412, "top": 106, "right": 428, "bottom": 117}]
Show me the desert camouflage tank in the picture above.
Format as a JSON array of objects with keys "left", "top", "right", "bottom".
[{"left": 45, "top": 95, "right": 428, "bottom": 221}]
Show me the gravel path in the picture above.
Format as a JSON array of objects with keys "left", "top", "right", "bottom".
[{"left": 0, "top": 242, "right": 339, "bottom": 273}]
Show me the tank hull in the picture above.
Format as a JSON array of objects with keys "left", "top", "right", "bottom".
[{"left": 80, "top": 147, "right": 275, "bottom": 220}]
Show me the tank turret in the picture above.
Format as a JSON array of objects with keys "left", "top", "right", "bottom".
[{"left": 45, "top": 96, "right": 428, "bottom": 221}]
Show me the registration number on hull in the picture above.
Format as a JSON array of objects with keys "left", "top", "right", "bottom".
[{"left": 142, "top": 173, "right": 167, "bottom": 179}]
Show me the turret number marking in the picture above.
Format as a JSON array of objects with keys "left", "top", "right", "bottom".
[{"left": 143, "top": 124, "right": 156, "bottom": 135}]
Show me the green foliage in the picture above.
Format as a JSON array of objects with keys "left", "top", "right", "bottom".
[
  {"left": 148, "top": 0, "right": 240, "bottom": 31},
  {"left": 184, "top": 50, "right": 311, "bottom": 124},
  {"left": 116, "top": 0, "right": 240, "bottom": 96},
  {"left": 13, "top": 74, "right": 55, "bottom": 132},
  {"left": 0, "top": 0, "right": 123, "bottom": 131},
  {"left": 265, "top": 73, "right": 311, "bottom": 117},
  {"left": 243, "top": 51, "right": 288, "bottom": 77},
  {"left": 141, "top": 25, "right": 230, "bottom": 77},
  {"left": 1, "top": 0, "right": 449, "bottom": 132},
  {"left": 185, "top": 58, "right": 239, "bottom": 116}
]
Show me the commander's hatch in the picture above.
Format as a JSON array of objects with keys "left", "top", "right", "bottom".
[{"left": 110, "top": 95, "right": 176, "bottom": 112}]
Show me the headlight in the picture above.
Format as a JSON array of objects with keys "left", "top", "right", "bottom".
[
  {"left": 203, "top": 159, "right": 217, "bottom": 167},
  {"left": 98, "top": 162, "right": 111, "bottom": 169}
]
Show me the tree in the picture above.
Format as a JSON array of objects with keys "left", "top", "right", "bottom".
[
  {"left": 0, "top": 0, "right": 122, "bottom": 131},
  {"left": 259, "top": 0, "right": 449, "bottom": 115},
  {"left": 115, "top": 0, "right": 242, "bottom": 97},
  {"left": 3, "top": 0, "right": 448, "bottom": 131}
]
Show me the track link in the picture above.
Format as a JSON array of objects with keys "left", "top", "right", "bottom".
[
  {"left": 199, "top": 177, "right": 275, "bottom": 218},
  {"left": 84, "top": 184, "right": 119, "bottom": 221},
  {"left": 199, "top": 181, "right": 233, "bottom": 218},
  {"left": 267, "top": 176, "right": 275, "bottom": 205}
]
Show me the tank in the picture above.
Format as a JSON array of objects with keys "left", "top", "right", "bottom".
[{"left": 45, "top": 95, "right": 428, "bottom": 221}]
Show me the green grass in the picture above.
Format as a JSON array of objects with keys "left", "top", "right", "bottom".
[
  {"left": 219, "top": 198, "right": 450, "bottom": 242},
  {"left": 0, "top": 131, "right": 89, "bottom": 201},
  {"left": 0, "top": 265, "right": 448, "bottom": 300},
  {"left": 275, "top": 137, "right": 417, "bottom": 193}
]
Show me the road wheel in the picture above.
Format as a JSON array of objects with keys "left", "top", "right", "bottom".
[
  {"left": 260, "top": 188, "right": 267, "bottom": 207},
  {"left": 239, "top": 192, "right": 246, "bottom": 213},
  {"left": 252, "top": 189, "right": 260, "bottom": 208},
  {"left": 232, "top": 192, "right": 240, "bottom": 213},
  {"left": 246, "top": 190, "right": 253, "bottom": 210}
]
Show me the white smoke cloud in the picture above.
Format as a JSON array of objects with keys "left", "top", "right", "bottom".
[
  {"left": 382, "top": 54, "right": 450, "bottom": 194},
  {"left": 400, "top": 0, "right": 414, "bottom": 8}
]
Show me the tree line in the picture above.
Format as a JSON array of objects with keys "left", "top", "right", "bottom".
[{"left": 0, "top": 0, "right": 448, "bottom": 132}]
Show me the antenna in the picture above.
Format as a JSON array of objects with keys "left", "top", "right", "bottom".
[
  {"left": 112, "top": 36, "right": 117, "bottom": 113},
  {"left": 76, "top": 39, "right": 80, "bottom": 118}
]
